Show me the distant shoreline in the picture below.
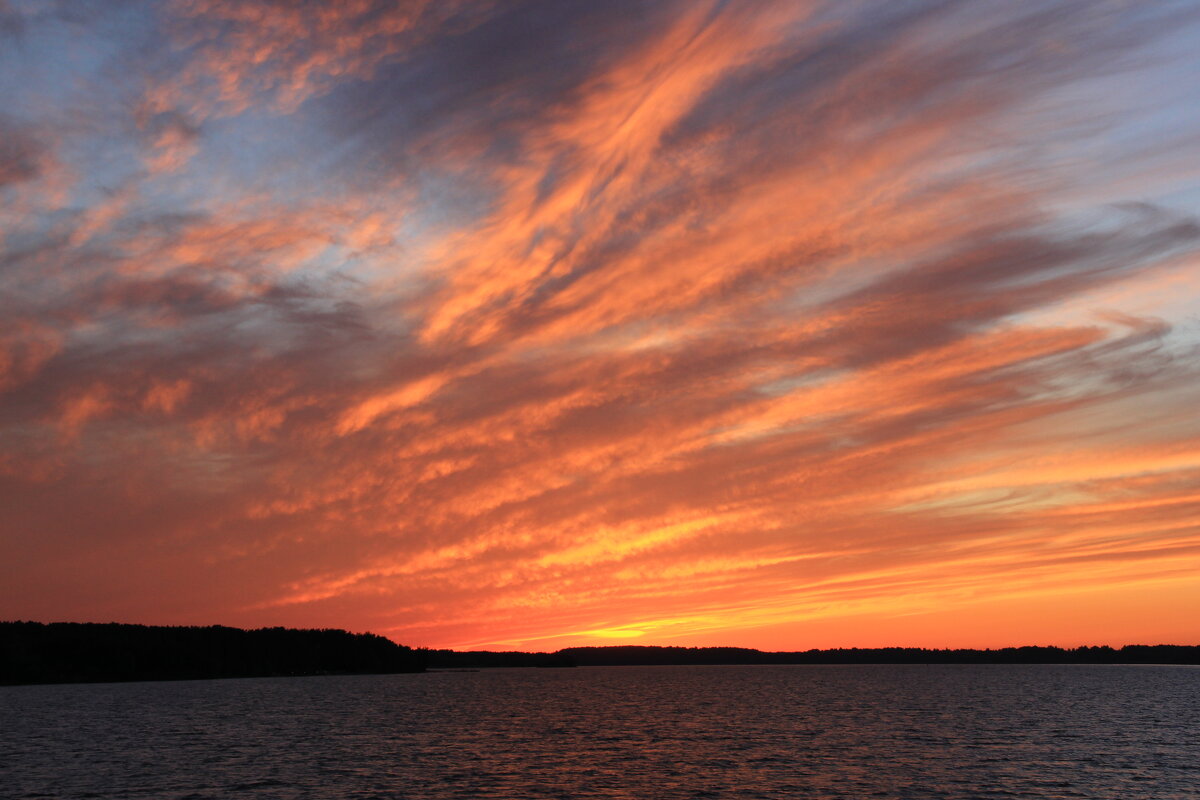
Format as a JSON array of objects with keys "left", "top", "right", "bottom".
[
  {"left": 431, "top": 643, "right": 1200, "bottom": 669},
  {"left": 4, "top": 621, "right": 1198, "bottom": 685}
]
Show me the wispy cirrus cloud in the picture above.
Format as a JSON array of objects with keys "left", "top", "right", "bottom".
[{"left": 1, "top": 0, "right": 1198, "bottom": 649}]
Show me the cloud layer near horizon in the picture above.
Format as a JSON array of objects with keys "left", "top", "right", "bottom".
[{"left": 2, "top": 0, "right": 1199, "bottom": 649}]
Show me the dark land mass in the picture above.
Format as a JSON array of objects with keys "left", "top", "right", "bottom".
[
  {"left": 5, "top": 622, "right": 1198, "bottom": 685},
  {"left": 0, "top": 621, "right": 425, "bottom": 685},
  {"left": 425, "top": 649, "right": 576, "bottom": 669},
  {"left": 430, "top": 644, "right": 1200, "bottom": 669}
]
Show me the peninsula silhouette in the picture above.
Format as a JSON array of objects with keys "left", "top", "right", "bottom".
[{"left": 1, "top": 622, "right": 425, "bottom": 685}]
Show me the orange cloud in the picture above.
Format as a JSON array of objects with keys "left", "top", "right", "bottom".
[{"left": 1, "top": 1, "right": 1198, "bottom": 651}]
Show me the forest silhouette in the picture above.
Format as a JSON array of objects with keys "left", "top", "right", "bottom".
[
  {"left": 1, "top": 622, "right": 424, "bottom": 685},
  {"left": 4, "top": 621, "right": 1198, "bottom": 685},
  {"left": 545, "top": 644, "right": 1200, "bottom": 667}
]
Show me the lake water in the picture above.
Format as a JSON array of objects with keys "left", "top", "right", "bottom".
[{"left": 1, "top": 665, "right": 1197, "bottom": 799}]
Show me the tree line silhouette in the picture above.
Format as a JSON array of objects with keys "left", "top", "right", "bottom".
[
  {"left": 427, "top": 644, "right": 1200, "bottom": 669},
  {"left": 424, "top": 648, "right": 575, "bottom": 668},
  {"left": 5, "top": 621, "right": 1197, "bottom": 684},
  {"left": 1, "top": 621, "right": 425, "bottom": 685},
  {"left": 552, "top": 644, "right": 1200, "bottom": 666}
]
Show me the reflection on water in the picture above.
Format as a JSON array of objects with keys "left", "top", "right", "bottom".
[{"left": 2, "top": 665, "right": 1198, "bottom": 799}]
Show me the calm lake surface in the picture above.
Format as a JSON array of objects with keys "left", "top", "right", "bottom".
[{"left": 2, "top": 665, "right": 1197, "bottom": 799}]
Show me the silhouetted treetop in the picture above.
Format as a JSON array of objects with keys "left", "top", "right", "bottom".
[
  {"left": 0, "top": 621, "right": 425, "bottom": 685},
  {"left": 554, "top": 644, "right": 1200, "bottom": 666}
]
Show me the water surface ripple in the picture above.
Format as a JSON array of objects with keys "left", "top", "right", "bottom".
[{"left": 2, "top": 664, "right": 1197, "bottom": 799}]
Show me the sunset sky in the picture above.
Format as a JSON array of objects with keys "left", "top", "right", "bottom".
[{"left": 2, "top": 0, "right": 1199, "bottom": 651}]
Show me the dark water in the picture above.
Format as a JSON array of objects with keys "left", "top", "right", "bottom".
[{"left": 2, "top": 665, "right": 1197, "bottom": 799}]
